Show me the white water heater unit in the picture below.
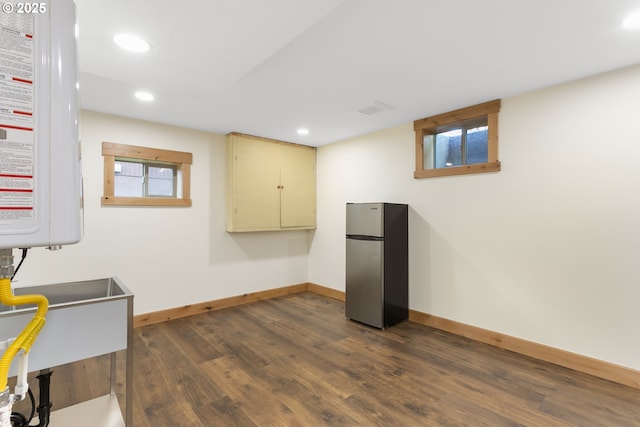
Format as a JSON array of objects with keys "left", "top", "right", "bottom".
[{"left": 0, "top": 0, "right": 82, "bottom": 249}]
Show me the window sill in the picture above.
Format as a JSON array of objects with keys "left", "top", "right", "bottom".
[
  {"left": 101, "top": 196, "right": 192, "bottom": 207},
  {"left": 414, "top": 161, "right": 501, "bottom": 179}
]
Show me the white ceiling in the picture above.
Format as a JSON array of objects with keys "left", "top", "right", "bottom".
[{"left": 76, "top": 0, "right": 640, "bottom": 147}]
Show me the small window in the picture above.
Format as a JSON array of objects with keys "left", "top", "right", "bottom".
[
  {"left": 114, "top": 160, "right": 177, "bottom": 198},
  {"left": 414, "top": 100, "right": 501, "bottom": 178},
  {"left": 102, "top": 142, "right": 192, "bottom": 207}
]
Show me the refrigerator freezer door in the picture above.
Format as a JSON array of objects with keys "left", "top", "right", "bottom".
[
  {"left": 346, "top": 203, "right": 384, "bottom": 238},
  {"left": 345, "top": 238, "right": 384, "bottom": 328}
]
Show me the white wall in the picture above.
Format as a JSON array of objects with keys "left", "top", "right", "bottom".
[
  {"left": 12, "top": 65, "right": 640, "bottom": 371},
  {"left": 15, "top": 111, "right": 312, "bottom": 315},
  {"left": 308, "top": 64, "right": 640, "bottom": 370}
]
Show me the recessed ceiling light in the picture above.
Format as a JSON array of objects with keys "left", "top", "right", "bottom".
[
  {"left": 623, "top": 10, "right": 640, "bottom": 29},
  {"left": 114, "top": 33, "right": 150, "bottom": 52},
  {"left": 297, "top": 128, "right": 309, "bottom": 135},
  {"left": 134, "top": 91, "right": 154, "bottom": 101}
]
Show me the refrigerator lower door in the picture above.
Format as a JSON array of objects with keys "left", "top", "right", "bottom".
[{"left": 345, "top": 238, "right": 384, "bottom": 328}]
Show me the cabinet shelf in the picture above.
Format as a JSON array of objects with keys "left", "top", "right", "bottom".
[{"left": 34, "top": 395, "right": 124, "bottom": 427}]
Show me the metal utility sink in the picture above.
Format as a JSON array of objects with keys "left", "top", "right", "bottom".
[
  {"left": 2, "top": 277, "right": 129, "bottom": 312},
  {"left": 0, "top": 277, "right": 134, "bottom": 426},
  {"left": 0, "top": 277, "right": 132, "bottom": 370}
]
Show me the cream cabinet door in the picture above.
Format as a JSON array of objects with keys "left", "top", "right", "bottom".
[
  {"left": 280, "top": 143, "right": 316, "bottom": 228},
  {"left": 229, "top": 135, "right": 281, "bottom": 230}
]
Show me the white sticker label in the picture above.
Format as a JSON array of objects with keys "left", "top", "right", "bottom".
[{"left": 0, "top": 7, "right": 35, "bottom": 219}]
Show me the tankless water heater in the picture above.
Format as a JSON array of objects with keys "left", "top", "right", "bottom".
[{"left": 0, "top": 0, "right": 82, "bottom": 249}]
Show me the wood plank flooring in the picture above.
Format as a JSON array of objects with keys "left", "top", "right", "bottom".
[{"left": 11, "top": 292, "right": 640, "bottom": 426}]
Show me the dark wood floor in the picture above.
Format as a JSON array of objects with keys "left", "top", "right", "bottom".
[{"left": 12, "top": 292, "right": 640, "bottom": 426}]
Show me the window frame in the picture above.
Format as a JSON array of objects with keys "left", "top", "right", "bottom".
[
  {"left": 143, "top": 162, "right": 178, "bottom": 197},
  {"left": 414, "top": 99, "right": 501, "bottom": 179},
  {"left": 102, "top": 142, "right": 192, "bottom": 207}
]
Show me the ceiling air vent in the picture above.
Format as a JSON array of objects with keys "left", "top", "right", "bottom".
[{"left": 357, "top": 99, "right": 395, "bottom": 116}]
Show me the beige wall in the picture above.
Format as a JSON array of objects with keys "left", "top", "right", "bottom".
[
  {"left": 308, "top": 64, "right": 640, "bottom": 370},
  {"left": 15, "top": 111, "right": 312, "bottom": 315},
  {"left": 14, "top": 64, "right": 640, "bottom": 372}
]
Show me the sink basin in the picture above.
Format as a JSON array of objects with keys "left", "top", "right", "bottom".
[
  {"left": 0, "top": 277, "right": 133, "bottom": 376},
  {"left": 0, "top": 277, "right": 131, "bottom": 313}
]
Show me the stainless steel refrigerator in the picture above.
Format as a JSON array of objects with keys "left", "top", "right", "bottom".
[{"left": 345, "top": 202, "right": 408, "bottom": 329}]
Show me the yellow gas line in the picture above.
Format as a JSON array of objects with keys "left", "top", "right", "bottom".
[{"left": 0, "top": 277, "right": 48, "bottom": 391}]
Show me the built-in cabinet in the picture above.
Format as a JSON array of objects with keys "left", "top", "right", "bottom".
[{"left": 226, "top": 132, "right": 316, "bottom": 232}]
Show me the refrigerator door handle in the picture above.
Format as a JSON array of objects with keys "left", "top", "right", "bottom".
[{"left": 346, "top": 235, "right": 384, "bottom": 241}]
